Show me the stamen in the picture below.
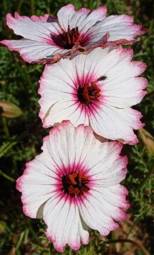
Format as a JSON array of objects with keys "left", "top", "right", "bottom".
[
  {"left": 51, "top": 26, "right": 80, "bottom": 49},
  {"left": 62, "top": 172, "right": 89, "bottom": 197},
  {"left": 77, "top": 83, "right": 101, "bottom": 105}
]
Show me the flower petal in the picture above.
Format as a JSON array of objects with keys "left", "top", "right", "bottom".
[
  {"left": 16, "top": 154, "right": 57, "bottom": 218},
  {"left": 101, "top": 15, "right": 143, "bottom": 41},
  {"left": 14, "top": 12, "right": 49, "bottom": 22},
  {"left": 57, "top": 4, "right": 76, "bottom": 31},
  {"left": 5, "top": 13, "right": 60, "bottom": 42},
  {"left": 1, "top": 39, "right": 62, "bottom": 63},
  {"left": 103, "top": 77, "right": 147, "bottom": 107},
  {"left": 39, "top": 60, "right": 89, "bottom": 127},
  {"left": 90, "top": 105, "right": 141, "bottom": 144},
  {"left": 40, "top": 100, "right": 88, "bottom": 128},
  {"left": 84, "top": 142, "right": 123, "bottom": 173},
  {"left": 79, "top": 182, "right": 128, "bottom": 234},
  {"left": 79, "top": 194, "right": 119, "bottom": 236},
  {"left": 72, "top": 6, "right": 106, "bottom": 34},
  {"left": 44, "top": 197, "right": 88, "bottom": 252}
]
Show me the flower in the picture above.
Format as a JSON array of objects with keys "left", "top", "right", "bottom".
[
  {"left": 39, "top": 47, "right": 147, "bottom": 144},
  {"left": 16, "top": 121, "right": 129, "bottom": 252},
  {"left": 1, "top": 4, "right": 144, "bottom": 63}
]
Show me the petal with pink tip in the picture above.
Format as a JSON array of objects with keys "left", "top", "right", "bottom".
[{"left": 1, "top": 39, "right": 64, "bottom": 63}]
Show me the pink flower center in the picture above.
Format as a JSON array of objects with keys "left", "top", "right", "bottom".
[
  {"left": 77, "top": 82, "right": 101, "bottom": 105},
  {"left": 51, "top": 26, "right": 87, "bottom": 49},
  {"left": 62, "top": 171, "right": 89, "bottom": 197}
]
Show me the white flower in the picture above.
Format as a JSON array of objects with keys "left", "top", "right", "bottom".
[
  {"left": 1, "top": 4, "right": 143, "bottom": 63},
  {"left": 16, "top": 121, "right": 129, "bottom": 252},
  {"left": 39, "top": 47, "right": 147, "bottom": 144}
]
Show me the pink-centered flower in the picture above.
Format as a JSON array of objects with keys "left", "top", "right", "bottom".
[
  {"left": 39, "top": 47, "right": 147, "bottom": 145},
  {"left": 1, "top": 4, "right": 144, "bottom": 63},
  {"left": 16, "top": 121, "right": 129, "bottom": 252}
]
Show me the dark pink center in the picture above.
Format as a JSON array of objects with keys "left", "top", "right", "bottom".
[
  {"left": 77, "top": 82, "right": 101, "bottom": 105},
  {"left": 62, "top": 171, "right": 89, "bottom": 197},
  {"left": 51, "top": 26, "right": 87, "bottom": 49}
]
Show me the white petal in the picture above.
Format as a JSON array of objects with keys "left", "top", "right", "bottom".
[
  {"left": 106, "top": 61, "right": 147, "bottom": 81},
  {"left": 5, "top": 13, "right": 60, "bottom": 42},
  {"left": 44, "top": 197, "right": 87, "bottom": 252},
  {"left": 42, "top": 121, "right": 95, "bottom": 169},
  {"left": 86, "top": 150, "right": 127, "bottom": 188},
  {"left": 45, "top": 121, "right": 75, "bottom": 167},
  {"left": 72, "top": 125, "right": 99, "bottom": 165},
  {"left": 72, "top": 47, "right": 110, "bottom": 80},
  {"left": 81, "top": 190, "right": 127, "bottom": 224},
  {"left": 16, "top": 155, "right": 57, "bottom": 218},
  {"left": 1, "top": 39, "right": 63, "bottom": 63},
  {"left": 90, "top": 104, "right": 141, "bottom": 144},
  {"left": 39, "top": 58, "right": 90, "bottom": 128},
  {"left": 40, "top": 100, "right": 87, "bottom": 128},
  {"left": 57, "top": 4, "right": 76, "bottom": 31},
  {"left": 103, "top": 77, "right": 147, "bottom": 107},
  {"left": 39, "top": 61, "right": 75, "bottom": 93},
  {"left": 100, "top": 15, "right": 142, "bottom": 41},
  {"left": 14, "top": 12, "right": 49, "bottom": 22},
  {"left": 87, "top": 14, "right": 142, "bottom": 44},
  {"left": 84, "top": 142, "right": 123, "bottom": 174},
  {"left": 93, "top": 47, "right": 134, "bottom": 77},
  {"left": 73, "top": 7, "right": 106, "bottom": 34},
  {"left": 57, "top": 5, "right": 107, "bottom": 38},
  {"left": 99, "top": 188, "right": 129, "bottom": 209},
  {"left": 79, "top": 194, "right": 119, "bottom": 235},
  {"left": 30, "top": 14, "right": 49, "bottom": 22}
]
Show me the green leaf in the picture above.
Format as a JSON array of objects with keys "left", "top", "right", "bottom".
[{"left": 0, "top": 141, "right": 16, "bottom": 158}]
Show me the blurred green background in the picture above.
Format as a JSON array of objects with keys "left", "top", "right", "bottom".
[{"left": 0, "top": 0, "right": 154, "bottom": 254}]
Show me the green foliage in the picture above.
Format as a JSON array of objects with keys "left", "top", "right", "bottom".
[
  {"left": 126, "top": 144, "right": 154, "bottom": 220},
  {"left": 0, "top": 0, "right": 153, "bottom": 254}
]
